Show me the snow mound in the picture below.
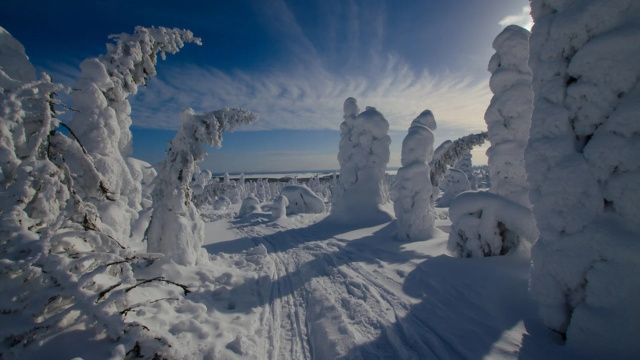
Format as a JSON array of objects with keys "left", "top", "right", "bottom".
[
  {"left": 281, "top": 185, "right": 325, "bottom": 215},
  {"left": 447, "top": 191, "right": 537, "bottom": 258},
  {"left": 213, "top": 196, "right": 231, "bottom": 210},
  {"left": 239, "top": 195, "right": 262, "bottom": 217}
]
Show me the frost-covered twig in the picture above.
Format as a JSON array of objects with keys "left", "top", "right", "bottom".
[{"left": 126, "top": 277, "right": 191, "bottom": 296}]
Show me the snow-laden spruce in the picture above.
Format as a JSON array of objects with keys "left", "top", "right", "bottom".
[
  {"left": 526, "top": 1, "right": 640, "bottom": 357},
  {"left": 446, "top": 25, "right": 537, "bottom": 259},
  {"left": 68, "top": 26, "right": 201, "bottom": 242},
  {"left": 331, "top": 97, "right": 392, "bottom": 224},
  {"left": 0, "top": 26, "right": 35, "bottom": 86},
  {"left": 485, "top": 25, "right": 532, "bottom": 207},
  {"left": 437, "top": 168, "right": 470, "bottom": 207},
  {"left": 271, "top": 195, "right": 289, "bottom": 220},
  {"left": 147, "top": 107, "right": 257, "bottom": 266},
  {"left": 0, "top": 29, "right": 169, "bottom": 359},
  {"left": 391, "top": 110, "right": 436, "bottom": 241},
  {"left": 454, "top": 153, "right": 476, "bottom": 190},
  {"left": 429, "top": 132, "right": 487, "bottom": 188}
]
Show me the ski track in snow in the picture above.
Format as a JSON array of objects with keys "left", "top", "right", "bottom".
[
  {"left": 229, "top": 216, "right": 465, "bottom": 360},
  {"left": 201, "top": 210, "right": 577, "bottom": 360}
]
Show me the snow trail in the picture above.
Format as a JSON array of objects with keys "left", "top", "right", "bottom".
[
  {"left": 229, "top": 216, "right": 463, "bottom": 359},
  {"left": 202, "top": 211, "right": 579, "bottom": 360}
]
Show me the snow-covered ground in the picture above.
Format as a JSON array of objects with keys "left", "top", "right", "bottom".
[{"left": 77, "top": 203, "right": 577, "bottom": 360}]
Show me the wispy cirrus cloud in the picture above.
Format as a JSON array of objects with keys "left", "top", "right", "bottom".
[{"left": 130, "top": 57, "right": 491, "bottom": 136}]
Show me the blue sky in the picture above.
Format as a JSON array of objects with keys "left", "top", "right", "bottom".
[{"left": 0, "top": 0, "right": 532, "bottom": 173}]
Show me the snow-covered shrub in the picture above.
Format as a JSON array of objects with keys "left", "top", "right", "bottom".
[
  {"left": 68, "top": 26, "right": 201, "bottom": 242},
  {"left": 239, "top": 194, "right": 261, "bottom": 217},
  {"left": 271, "top": 195, "right": 289, "bottom": 220},
  {"left": 147, "top": 107, "right": 257, "bottom": 266},
  {"left": 331, "top": 97, "right": 392, "bottom": 223},
  {"left": 437, "top": 169, "right": 470, "bottom": 207},
  {"left": 213, "top": 196, "right": 231, "bottom": 210},
  {"left": 281, "top": 185, "right": 325, "bottom": 215},
  {"left": 454, "top": 153, "right": 477, "bottom": 190},
  {"left": 485, "top": 25, "right": 532, "bottom": 206},
  {"left": 526, "top": 1, "right": 640, "bottom": 356},
  {"left": 447, "top": 192, "right": 537, "bottom": 258},
  {"left": 391, "top": 110, "right": 436, "bottom": 241}
]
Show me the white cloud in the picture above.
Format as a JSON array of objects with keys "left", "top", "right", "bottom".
[
  {"left": 499, "top": 6, "right": 533, "bottom": 30},
  {"left": 129, "top": 56, "right": 491, "bottom": 137}
]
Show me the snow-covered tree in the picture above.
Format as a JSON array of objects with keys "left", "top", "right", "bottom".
[
  {"left": 0, "top": 26, "right": 36, "bottom": 85},
  {"left": 526, "top": 1, "right": 640, "bottom": 356},
  {"left": 391, "top": 110, "right": 436, "bottom": 241},
  {"left": 332, "top": 97, "right": 392, "bottom": 224},
  {"left": 429, "top": 132, "right": 487, "bottom": 188},
  {"left": 147, "top": 107, "right": 257, "bottom": 266},
  {"left": 271, "top": 195, "right": 289, "bottom": 220},
  {"left": 454, "top": 153, "right": 477, "bottom": 191},
  {"left": 68, "top": 26, "right": 201, "bottom": 242},
  {"left": 0, "top": 28, "right": 170, "bottom": 358},
  {"left": 437, "top": 168, "right": 471, "bottom": 207},
  {"left": 485, "top": 25, "right": 532, "bottom": 206}
]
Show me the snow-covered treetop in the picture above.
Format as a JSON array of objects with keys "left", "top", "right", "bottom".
[
  {"left": 175, "top": 107, "right": 258, "bottom": 161},
  {"left": 401, "top": 111, "right": 436, "bottom": 166},
  {"left": 410, "top": 110, "right": 437, "bottom": 131},
  {"left": 343, "top": 97, "right": 359, "bottom": 118},
  {"left": 71, "top": 26, "right": 202, "bottom": 157},
  {"left": 100, "top": 26, "right": 202, "bottom": 97},
  {"left": 430, "top": 132, "right": 488, "bottom": 187},
  {"left": 488, "top": 25, "right": 531, "bottom": 79},
  {"left": 0, "top": 26, "right": 36, "bottom": 83}
]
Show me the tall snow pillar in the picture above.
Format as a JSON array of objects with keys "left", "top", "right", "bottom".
[
  {"left": 526, "top": 1, "right": 640, "bottom": 357},
  {"left": 331, "top": 98, "right": 392, "bottom": 224},
  {"left": 391, "top": 110, "right": 436, "bottom": 241},
  {"left": 485, "top": 25, "right": 532, "bottom": 207}
]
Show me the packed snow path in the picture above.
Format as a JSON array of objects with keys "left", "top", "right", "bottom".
[{"left": 204, "top": 212, "right": 578, "bottom": 360}]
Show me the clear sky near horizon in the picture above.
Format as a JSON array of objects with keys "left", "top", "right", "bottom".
[{"left": 0, "top": 0, "right": 532, "bottom": 173}]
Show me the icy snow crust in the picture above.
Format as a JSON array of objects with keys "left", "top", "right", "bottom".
[{"left": 526, "top": 0, "right": 640, "bottom": 357}]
